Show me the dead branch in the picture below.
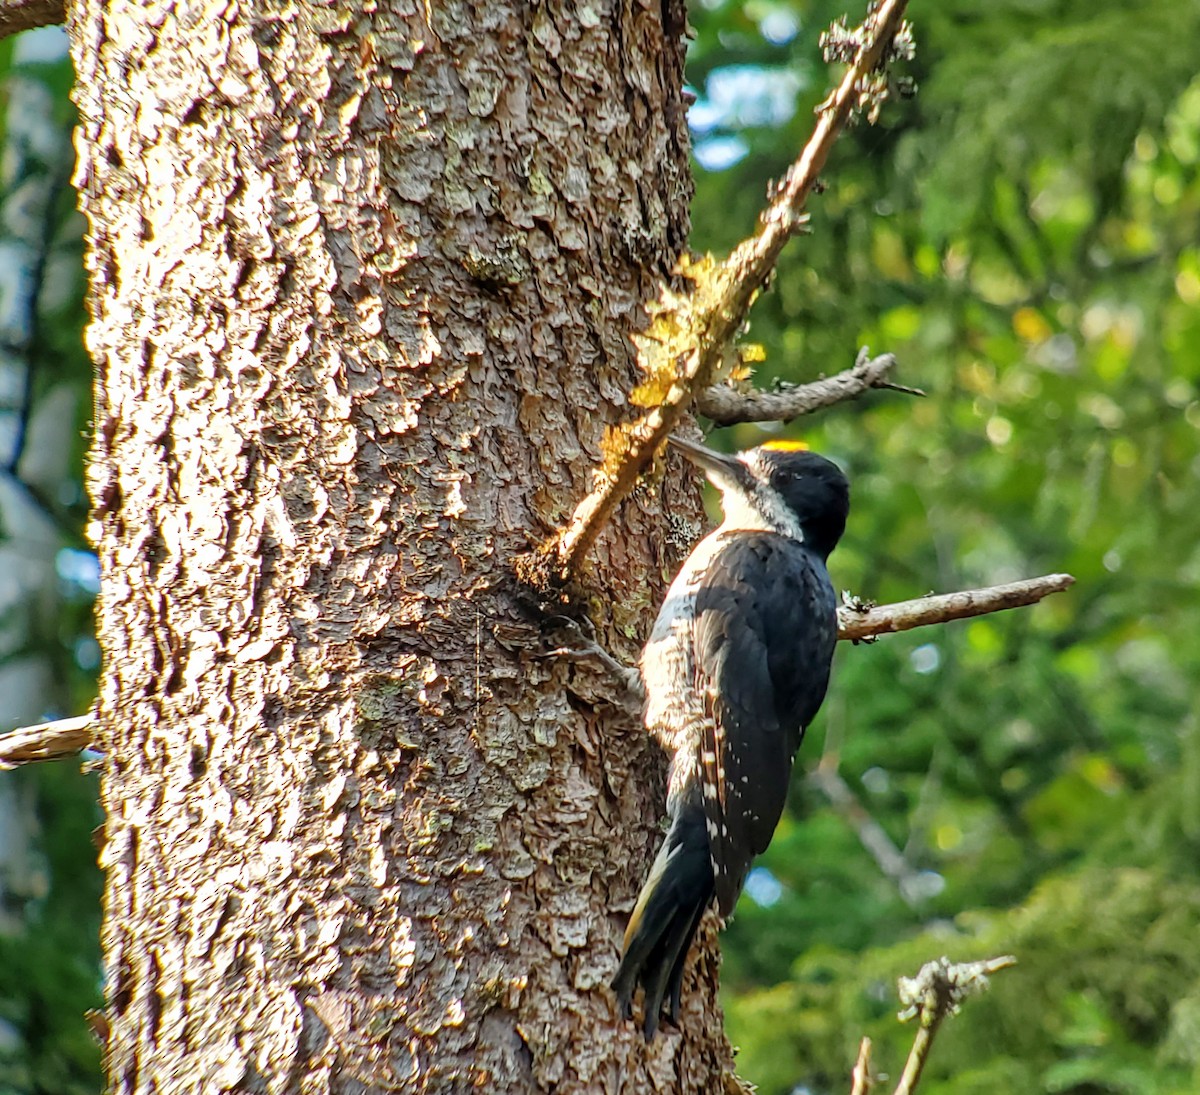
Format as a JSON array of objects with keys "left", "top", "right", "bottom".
[
  {"left": 551, "top": 0, "right": 913, "bottom": 577},
  {"left": 0, "top": 713, "right": 93, "bottom": 770},
  {"left": 838, "top": 574, "right": 1075, "bottom": 641},
  {"left": 3, "top": 573, "right": 1073, "bottom": 770},
  {"left": 720, "top": 0, "right": 912, "bottom": 322},
  {"left": 698, "top": 349, "right": 919, "bottom": 426},
  {"left": 0, "top": 0, "right": 63, "bottom": 39},
  {"left": 892, "top": 956, "right": 1016, "bottom": 1095}
]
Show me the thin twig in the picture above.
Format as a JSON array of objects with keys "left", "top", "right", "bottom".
[
  {"left": 0, "top": 713, "right": 94, "bottom": 770},
  {"left": 838, "top": 574, "right": 1074, "bottom": 642},
  {"left": 892, "top": 956, "right": 1016, "bottom": 1095},
  {"left": 874, "top": 381, "right": 925, "bottom": 397},
  {"left": 552, "top": 0, "right": 913, "bottom": 576},
  {"left": 697, "top": 349, "right": 915, "bottom": 426}
]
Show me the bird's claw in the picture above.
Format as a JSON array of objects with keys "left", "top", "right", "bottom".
[{"left": 539, "top": 616, "right": 645, "bottom": 717}]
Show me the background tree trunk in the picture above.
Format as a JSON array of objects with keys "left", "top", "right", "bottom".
[{"left": 70, "top": 0, "right": 733, "bottom": 1090}]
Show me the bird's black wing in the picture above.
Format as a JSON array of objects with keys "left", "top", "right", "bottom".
[{"left": 692, "top": 532, "right": 838, "bottom": 917}]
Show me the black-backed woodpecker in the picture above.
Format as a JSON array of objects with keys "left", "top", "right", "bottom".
[{"left": 612, "top": 435, "right": 849, "bottom": 1039}]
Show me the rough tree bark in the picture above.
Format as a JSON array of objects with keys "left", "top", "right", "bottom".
[{"left": 69, "top": 0, "right": 734, "bottom": 1092}]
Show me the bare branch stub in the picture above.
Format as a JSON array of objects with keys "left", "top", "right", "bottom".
[
  {"left": 697, "top": 348, "right": 912, "bottom": 425},
  {"left": 838, "top": 573, "right": 1075, "bottom": 642},
  {"left": 550, "top": 0, "right": 914, "bottom": 578},
  {"left": 0, "top": 713, "right": 94, "bottom": 770}
]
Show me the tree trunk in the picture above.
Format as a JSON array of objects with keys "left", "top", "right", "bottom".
[{"left": 70, "top": 0, "right": 734, "bottom": 1089}]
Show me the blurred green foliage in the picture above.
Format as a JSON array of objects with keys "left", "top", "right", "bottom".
[
  {"left": 0, "top": 765, "right": 102, "bottom": 1095},
  {"left": 0, "top": 30, "right": 101, "bottom": 1095},
  {"left": 687, "top": 1, "right": 1200, "bottom": 1092}
]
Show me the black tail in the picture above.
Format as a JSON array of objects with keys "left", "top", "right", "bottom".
[{"left": 611, "top": 802, "right": 714, "bottom": 1039}]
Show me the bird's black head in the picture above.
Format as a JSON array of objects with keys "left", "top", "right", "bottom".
[
  {"left": 747, "top": 441, "right": 849, "bottom": 559},
  {"left": 669, "top": 436, "right": 850, "bottom": 560}
]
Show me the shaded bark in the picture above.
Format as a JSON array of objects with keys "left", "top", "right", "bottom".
[{"left": 68, "top": 0, "right": 740, "bottom": 1091}]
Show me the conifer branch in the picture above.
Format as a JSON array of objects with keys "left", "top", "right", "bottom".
[
  {"left": 5, "top": 575, "right": 1073, "bottom": 769},
  {"left": 547, "top": 573, "right": 1073, "bottom": 719},
  {"left": 809, "top": 762, "right": 926, "bottom": 907},
  {"left": 0, "top": 0, "right": 63, "bottom": 39}
]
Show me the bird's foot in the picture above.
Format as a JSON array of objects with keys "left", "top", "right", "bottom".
[{"left": 540, "top": 616, "right": 645, "bottom": 718}]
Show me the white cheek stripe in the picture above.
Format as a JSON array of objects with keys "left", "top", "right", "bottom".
[{"left": 705, "top": 451, "right": 804, "bottom": 541}]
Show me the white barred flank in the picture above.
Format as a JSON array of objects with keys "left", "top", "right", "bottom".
[{"left": 640, "top": 528, "right": 730, "bottom": 749}]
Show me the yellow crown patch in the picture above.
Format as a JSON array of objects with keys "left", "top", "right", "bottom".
[{"left": 760, "top": 439, "right": 810, "bottom": 452}]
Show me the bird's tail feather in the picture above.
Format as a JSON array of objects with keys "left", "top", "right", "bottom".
[
  {"left": 611, "top": 804, "right": 713, "bottom": 1039},
  {"left": 663, "top": 898, "right": 707, "bottom": 1026}
]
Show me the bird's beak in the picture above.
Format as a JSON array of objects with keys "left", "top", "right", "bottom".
[{"left": 667, "top": 435, "right": 744, "bottom": 485}]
